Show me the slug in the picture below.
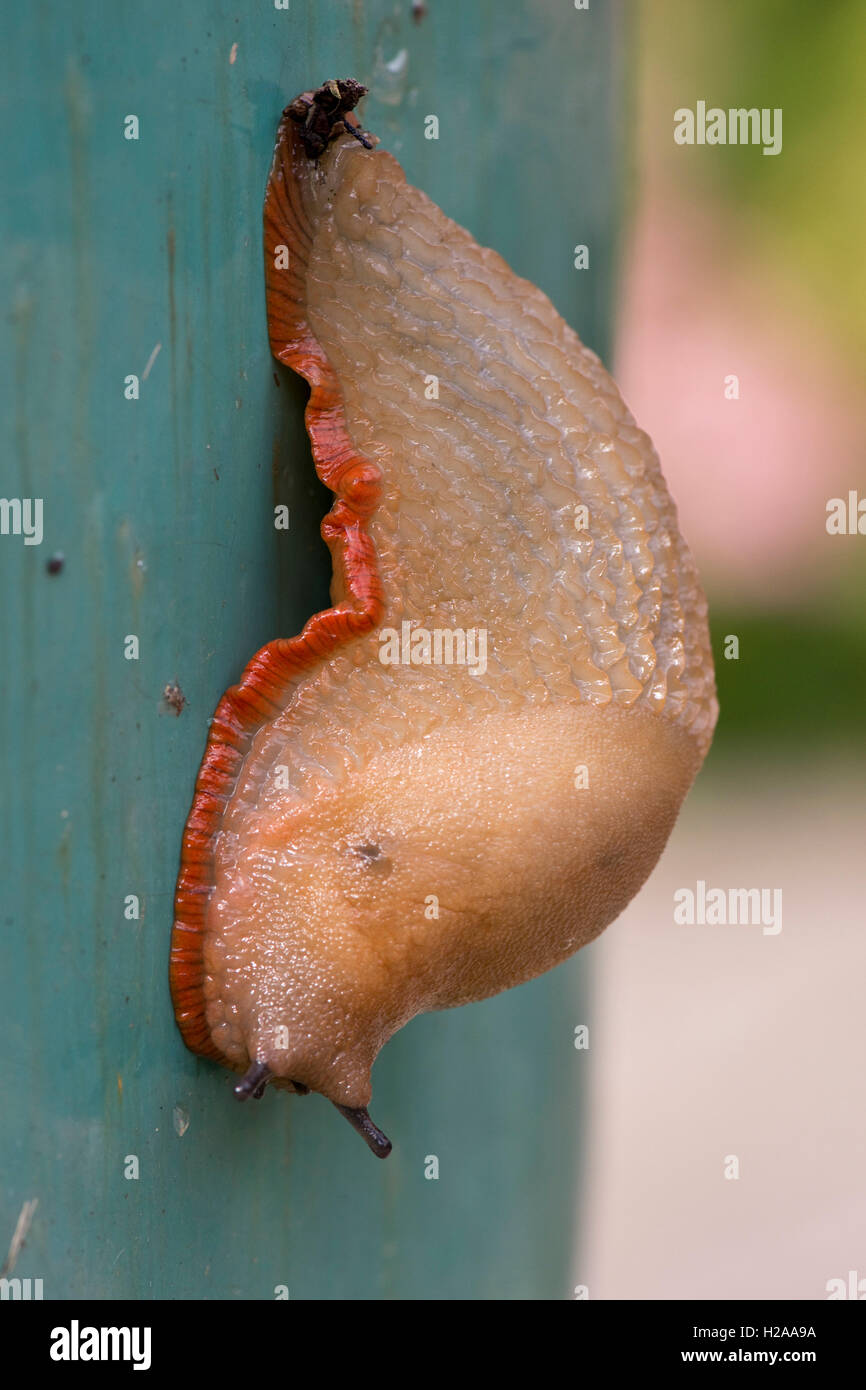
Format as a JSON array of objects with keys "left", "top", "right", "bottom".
[{"left": 170, "top": 80, "right": 718, "bottom": 1158}]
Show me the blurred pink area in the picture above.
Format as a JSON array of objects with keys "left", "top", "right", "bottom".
[{"left": 615, "top": 183, "right": 866, "bottom": 605}]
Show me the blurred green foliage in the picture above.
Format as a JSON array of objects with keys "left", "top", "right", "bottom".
[
  {"left": 708, "top": 610, "right": 866, "bottom": 756},
  {"left": 643, "top": 0, "right": 866, "bottom": 367}
]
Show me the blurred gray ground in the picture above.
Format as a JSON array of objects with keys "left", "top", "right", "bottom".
[{"left": 579, "top": 761, "right": 865, "bottom": 1300}]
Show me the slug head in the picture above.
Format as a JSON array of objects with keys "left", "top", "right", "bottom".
[{"left": 203, "top": 703, "right": 705, "bottom": 1155}]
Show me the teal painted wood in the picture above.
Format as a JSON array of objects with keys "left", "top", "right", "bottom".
[{"left": 1, "top": 1, "right": 622, "bottom": 1299}]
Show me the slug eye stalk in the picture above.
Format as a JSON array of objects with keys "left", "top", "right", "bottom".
[
  {"left": 335, "top": 1105, "right": 393, "bottom": 1160},
  {"left": 234, "top": 1060, "right": 271, "bottom": 1101}
]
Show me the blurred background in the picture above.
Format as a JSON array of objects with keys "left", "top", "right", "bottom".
[{"left": 579, "top": 0, "right": 866, "bottom": 1299}]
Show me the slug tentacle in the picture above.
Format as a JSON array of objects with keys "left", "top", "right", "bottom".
[
  {"left": 234, "top": 1060, "right": 272, "bottom": 1102},
  {"left": 334, "top": 1105, "right": 393, "bottom": 1160},
  {"left": 170, "top": 80, "right": 717, "bottom": 1158}
]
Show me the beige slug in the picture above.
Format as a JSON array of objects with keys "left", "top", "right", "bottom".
[{"left": 171, "top": 81, "right": 717, "bottom": 1157}]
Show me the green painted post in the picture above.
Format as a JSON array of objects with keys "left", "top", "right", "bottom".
[{"left": 1, "top": 1, "right": 621, "bottom": 1299}]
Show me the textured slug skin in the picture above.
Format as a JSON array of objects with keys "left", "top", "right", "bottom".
[{"left": 170, "top": 107, "right": 718, "bottom": 1111}]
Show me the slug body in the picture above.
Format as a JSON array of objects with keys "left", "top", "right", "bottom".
[{"left": 171, "top": 85, "right": 717, "bottom": 1152}]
